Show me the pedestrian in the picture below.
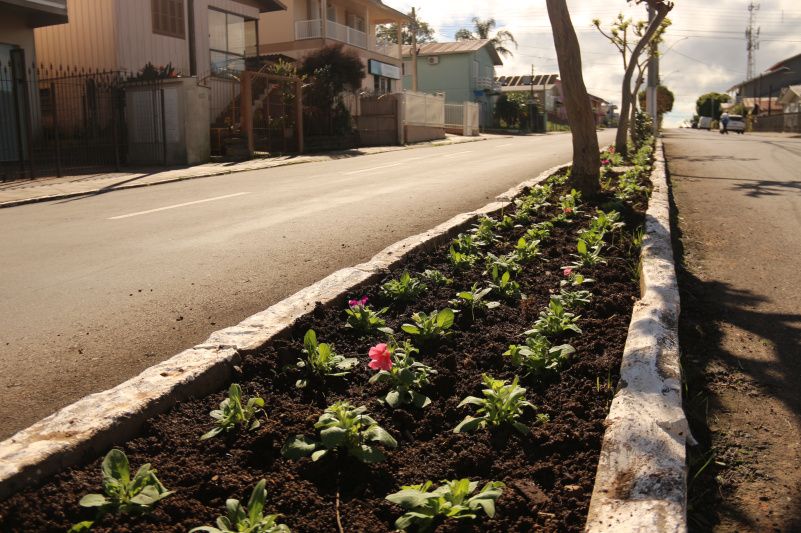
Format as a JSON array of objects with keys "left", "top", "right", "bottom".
[{"left": 720, "top": 111, "right": 730, "bottom": 134}]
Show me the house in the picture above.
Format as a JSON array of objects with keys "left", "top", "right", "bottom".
[
  {"left": 496, "top": 74, "right": 609, "bottom": 126},
  {"left": 729, "top": 51, "right": 801, "bottom": 103},
  {"left": 1, "top": 0, "right": 68, "bottom": 167},
  {"left": 779, "top": 85, "right": 801, "bottom": 114},
  {"left": 402, "top": 40, "right": 503, "bottom": 127},
  {"left": 34, "top": 0, "right": 286, "bottom": 78},
  {"left": 257, "top": 0, "right": 408, "bottom": 93}
]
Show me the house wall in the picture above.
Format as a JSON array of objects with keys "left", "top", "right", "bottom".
[
  {"left": 258, "top": 0, "right": 299, "bottom": 45},
  {"left": 114, "top": 0, "right": 190, "bottom": 75},
  {"left": 403, "top": 53, "right": 471, "bottom": 103},
  {"left": 34, "top": 0, "right": 117, "bottom": 71},
  {"left": 737, "top": 55, "right": 801, "bottom": 98}
]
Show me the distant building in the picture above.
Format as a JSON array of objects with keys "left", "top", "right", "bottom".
[{"left": 728, "top": 52, "right": 801, "bottom": 114}]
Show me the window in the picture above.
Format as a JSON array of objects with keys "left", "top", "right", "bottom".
[
  {"left": 348, "top": 14, "right": 365, "bottom": 32},
  {"left": 152, "top": 0, "right": 185, "bottom": 39},
  {"left": 374, "top": 75, "right": 392, "bottom": 94},
  {"left": 209, "top": 9, "right": 257, "bottom": 73}
]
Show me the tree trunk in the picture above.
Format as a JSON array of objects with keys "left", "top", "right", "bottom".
[
  {"left": 546, "top": 0, "right": 599, "bottom": 197},
  {"left": 614, "top": 0, "right": 672, "bottom": 157},
  {"left": 630, "top": 78, "right": 645, "bottom": 147}
]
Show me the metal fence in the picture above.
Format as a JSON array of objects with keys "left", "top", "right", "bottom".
[
  {"left": 0, "top": 62, "right": 167, "bottom": 181},
  {"left": 752, "top": 112, "right": 801, "bottom": 133},
  {"left": 444, "top": 102, "right": 480, "bottom": 135}
]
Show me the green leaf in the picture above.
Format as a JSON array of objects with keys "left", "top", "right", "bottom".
[
  {"left": 303, "top": 329, "right": 317, "bottom": 349},
  {"left": 386, "top": 488, "right": 432, "bottom": 509},
  {"left": 385, "top": 390, "right": 402, "bottom": 408},
  {"left": 365, "top": 426, "right": 398, "bottom": 448},
  {"left": 320, "top": 426, "right": 348, "bottom": 448},
  {"left": 453, "top": 416, "right": 483, "bottom": 433},
  {"left": 350, "top": 444, "right": 386, "bottom": 464},
  {"left": 437, "top": 309, "right": 455, "bottom": 328},
  {"left": 457, "top": 396, "right": 484, "bottom": 407},
  {"left": 512, "top": 421, "right": 531, "bottom": 435},
  {"left": 102, "top": 449, "right": 130, "bottom": 486},
  {"left": 78, "top": 493, "right": 109, "bottom": 508},
  {"left": 311, "top": 449, "right": 329, "bottom": 462},
  {"left": 68, "top": 521, "right": 95, "bottom": 533},
  {"left": 401, "top": 324, "right": 420, "bottom": 335},
  {"left": 410, "top": 391, "right": 431, "bottom": 409},
  {"left": 281, "top": 435, "right": 317, "bottom": 459},
  {"left": 247, "top": 479, "right": 267, "bottom": 525},
  {"left": 577, "top": 239, "right": 588, "bottom": 255},
  {"left": 200, "top": 426, "right": 224, "bottom": 441}
]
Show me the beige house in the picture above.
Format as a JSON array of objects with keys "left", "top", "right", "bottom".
[
  {"left": 257, "top": 0, "right": 407, "bottom": 92},
  {"left": 34, "top": 0, "right": 286, "bottom": 78}
]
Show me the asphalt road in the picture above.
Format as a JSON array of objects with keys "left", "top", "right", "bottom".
[
  {"left": 665, "top": 129, "right": 801, "bottom": 530},
  {"left": 0, "top": 131, "right": 615, "bottom": 438}
]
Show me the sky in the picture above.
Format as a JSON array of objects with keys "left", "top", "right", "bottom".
[{"left": 383, "top": 0, "right": 801, "bottom": 126}]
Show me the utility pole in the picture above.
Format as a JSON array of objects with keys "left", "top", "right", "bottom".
[
  {"left": 746, "top": 1, "right": 760, "bottom": 83},
  {"left": 411, "top": 7, "right": 419, "bottom": 92},
  {"left": 646, "top": 3, "right": 659, "bottom": 137},
  {"left": 530, "top": 64, "right": 535, "bottom": 132}
]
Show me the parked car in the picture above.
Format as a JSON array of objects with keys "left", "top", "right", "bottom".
[
  {"left": 698, "top": 116, "right": 713, "bottom": 130},
  {"left": 721, "top": 114, "right": 746, "bottom": 134}
]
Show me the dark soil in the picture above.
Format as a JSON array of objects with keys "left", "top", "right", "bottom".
[{"left": 0, "top": 174, "right": 649, "bottom": 533}]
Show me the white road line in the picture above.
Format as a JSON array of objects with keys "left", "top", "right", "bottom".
[
  {"left": 497, "top": 143, "right": 516, "bottom": 148},
  {"left": 442, "top": 150, "right": 474, "bottom": 158},
  {"left": 108, "top": 192, "right": 251, "bottom": 220},
  {"left": 345, "top": 162, "right": 402, "bottom": 175}
]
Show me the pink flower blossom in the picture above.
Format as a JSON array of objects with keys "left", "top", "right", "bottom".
[
  {"left": 563, "top": 267, "right": 573, "bottom": 277},
  {"left": 609, "top": 146, "right": 616, "bottom": 154},
  {"left": 348, "top": 296, "right": 369, "bottom": 308},
  {"left": 564, "top": 207, "right": 573, "bottom": 214},
  {"left": 368, "top": 343, "right": 392, "bottom": 371},
  {"left": 601, "top": 159, "right": 611, "bottom": 165}
]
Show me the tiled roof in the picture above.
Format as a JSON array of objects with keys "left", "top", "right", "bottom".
[{"left": 402, "top": 40, "right": 503, "bottom": 65}]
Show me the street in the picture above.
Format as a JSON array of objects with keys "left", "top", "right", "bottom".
[
  {"left": 0, "top": 132, "right": 614, "bottom": 438},
  {"left": 664, "top": 129, "right": 801, "bottom": 531}
]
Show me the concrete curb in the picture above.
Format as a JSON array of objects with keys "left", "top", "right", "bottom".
[
  {"left": 0, "top": 161, "right": 566, "bottom": 500},
  {"left": 0, "top": 136, "right": 499, "bottom": 209},
  {"left": 586, "top": 139, "right": 690, "bottom": 532}
]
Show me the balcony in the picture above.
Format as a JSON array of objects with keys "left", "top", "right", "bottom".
[
  {"left": 294, "top": 19, "right": 367, "bottom": 50},
  {"left": 474, "top": 77, "right": 502, "bottom": 93},
  {"left": 293, "top": 19, "right": 399, "bottom": 59}
]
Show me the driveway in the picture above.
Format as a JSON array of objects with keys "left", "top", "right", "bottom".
[
  {"left": 0, "top": 131, "right": 614, "bottom": 438},
  {"left": 664, "top": 129, "right": 801, "bottom": 531}
]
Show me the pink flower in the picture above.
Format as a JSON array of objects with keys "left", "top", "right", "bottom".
[
  {"left": 368, "top": 343, "right": 392, "bottom": 371},
  {"left": 564, "top": 207, "right": 573, "bottom": 214},
  {"left": 601, "top": 159, "right": 611, "bottom": 165},
  {"left": 609, "top": 146, "right": 616, "bottom": 154},
  {"left": 348, "top": 296, "right": 369, "bottom": 308},
  {"left": 563, "top": 267, "right": 573, "bottom": 277}
]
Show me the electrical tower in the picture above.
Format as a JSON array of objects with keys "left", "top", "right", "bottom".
[{"left": 746, "top": 0, "right": 760, "bottom": 80}]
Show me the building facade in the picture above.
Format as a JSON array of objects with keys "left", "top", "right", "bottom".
[
  {"left": 401, "top": 40, "right": 502, "bottom": 127},
  {"left": 257, "top": 0, "right": 407, "bottom": 93}
]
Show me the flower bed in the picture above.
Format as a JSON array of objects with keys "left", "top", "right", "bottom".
[{"left": 0, "top": 146, "right": 654, "bottom": 533}]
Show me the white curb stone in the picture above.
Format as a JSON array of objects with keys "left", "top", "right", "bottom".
[
  {"left": 586, "top": 139, "right": 690, "bottom": 532},
  {"left": 0, "top": 163, "right": 567, "bottom": 500}
]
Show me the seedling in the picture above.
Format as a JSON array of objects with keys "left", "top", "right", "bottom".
[
  {"left": 344, "top": 298, "right": 391, "bottom": 335},
  {"left": 70, "top": 449, "right": 173, "bottom": 531},
  {"left": 200, "top": 384, "right": 265, "bottom": 440},
  {"left": 369, "top": 339, "right": 436, "bottom": 408},
  {"left": 496, "top": 215, "right": 518, "bottom": 231},
  {"left": 402, "top": 309, "right": 456, "bottom": 346},
  {"left": 556, "top": 288, "right": 593, "bottom": 309},
  {"left": 504, "top": 334, "right": 575, "bottom": 377},
  {"left": 420, "top": 269, "right": 452, "bottom": 287},
  {"left": 381, "top": 272, "right": 428, "bottom": 303},
  {"left": 569, "top": 239, "right": 607, "bottom": 269},
  {"left": 454, "top": 375, "right": 536, "bottom": 435},
  {"left": 470, "top": 216, "right": 498, "bottom": 245},
  {"left": 282, "top": 402, "right": 397, "bottom": 464},
  {"left": 452, "top": 233, "right": 482, "bottom": 255},
  {"left": 386, "top": 479, "right": 505, "bottom": 532},
  {"left": 527, "top": 298, "right": 582, "bottom": 337},
  {"left": 488, "top": 267, "right": 522, "bottom": 302},
  {"left": 560, "top": 268, "right": 594, "bottom": 288},
  {"left": 514, "top": 237, "right": 541, "bottom": 263},
  {"left": 295, "top": 329, "right": 357, "bottom": 388},
  {"left": 484, "top": 252, "right": 521, "bottom": 276},
  {"left": 450, "top": 284, "right": 500, "bottom": 321},
  {"left": 449, "top": 246, "right": 479, "bottom": 271},
  {"left": 189, "top": 479, "right": 289, "bottom": 533},
  {"left": 525, "top": 221, "right": 553, "bottom": 242}
]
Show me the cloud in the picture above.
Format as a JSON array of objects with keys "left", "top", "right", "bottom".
[{"left": 384, "top": 0, "right": 801, "bottom": 127}]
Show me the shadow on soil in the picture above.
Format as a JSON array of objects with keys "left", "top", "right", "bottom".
[{"left": 669, "top": 168, "right": 801, "bottom": 532}]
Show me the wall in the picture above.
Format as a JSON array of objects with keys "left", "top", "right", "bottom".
[
  {"left": 258, "top": 0, "right": 297, "bottom": 45},
  {"left": 115, "top": 0, "right": 190, "bottom": 75},
  {"left": 194, "top": 0, "right": 262, "bottom": 78},
  {"left": 35, "top": 0, "right": 117, "bottom": 70},
  {"left": 403, "top": 53, "right": 471, "bottom": 103}
]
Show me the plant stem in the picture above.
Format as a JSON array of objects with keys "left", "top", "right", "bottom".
[{"left": 335, "top": 467, "right": 344, "bottom": 533}]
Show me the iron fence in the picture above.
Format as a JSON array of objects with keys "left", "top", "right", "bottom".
[
  {"left": 0, "top": 63, "right": 167, "bottom": 181},
  {"left": 752, "top": 112, "right": 801, "bottom": 133}
]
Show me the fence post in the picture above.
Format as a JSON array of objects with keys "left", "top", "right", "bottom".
[
  {"left": 50, "top": 82, "right": 62, "bottom": 178},
  {"left": 397, "top": 93, "right": 405, "bottom": 145},
  {"left": 160, "top": 83, "right": 168, "bottom": 165},
  {"left": 112, "top": 87, "right": 120, "bottom": 171},
  {"left": 241, "top": 71, "right": 254, "bottom": 158},
  {"left": 295, "top": 78, "right": 304, "bottom": 154}
]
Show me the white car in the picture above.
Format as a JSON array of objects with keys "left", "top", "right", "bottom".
[
  {"left": 721, "top": 115, "right": 746, "bottom": 134},
  {"left": 698, "top": 116, "right": 713, "bottom": 130}
]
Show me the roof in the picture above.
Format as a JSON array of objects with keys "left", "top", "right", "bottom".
[
  {"left": 766, "top": 51, "right": 801, "bottom": 73},
  {"left": 368, "top": 0, "right": 410, "bottom": 23},
  {"left": 251, "top": 0, "right": 287, "bottom": 12},
  {"left": 402, "top": 40, "right": 503, "bottom": 66},
  {"left": 779, "top": 85, "right": 801, "bottom": 103},
  {"left": 497, "top": 74, "right": 559, "bottom": 88}
]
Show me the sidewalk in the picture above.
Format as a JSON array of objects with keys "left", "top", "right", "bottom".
[{"left": 0, "top": 134, "right": 500, "bottom": 208}]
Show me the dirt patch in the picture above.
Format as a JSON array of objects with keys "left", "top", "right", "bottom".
[{"left": 0, "top": 178, "right": 647, "bottom": 533}]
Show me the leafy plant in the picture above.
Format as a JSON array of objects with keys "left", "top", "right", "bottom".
[
  {"left": 504, "top": 334, "right": 575, "bottom": 376},
  {"left": 556, "top": 288, "right": 593, "bottom": 309},
  {"left": 454, "top": 375, "right": 535, "bottom": 435},
  {"left": 514, "top": 237, "right": 541, "bottom": 263},
  {"left": 449, "top": 246, "right": 480, "bottom": 271},
  {"left": 189, "top": 479, "right": 289, "bottom": 533},
  {"left": 421, "top": 269, "right": 452, "bottom": 287},
  {"left": 200, "top": 384, "right": 265, "bottom": 440},
  {"left": 559, "top": 189, "right": 582, "bottom": 215},
  {"left": 402, "top": 309, "right": 456, "bottom": 346},
  {"left": 617, "top": 168, "right": 646, "bottom": 200},
  {"left": 560, "top": 267, "right": 594, "bottom": 288},
  {"left": 484, "top": 252, "right": 521, "bottom": 276},
  {"left": 344, "top": 297, "right": 391, "bottom": 335},
  {"left": 450, "top": 284, "right": 500, "bottom": 321},
  {"left": 282, "top": 402, "right": 397, "bottom": 464},
  {"left": 527, "top": 298, "right": 582, "bottom": 337},
  {"left": 525, "top": 221, "right": 553, "bottom": 242},
  {"left": 295, "top": 329, "right": 357, "bottom": 388},
  {"left": 452, "top": 233, "right": 482, "bottom": 255},
  {"left": 386, "top": 479, "right": 505, "bottom": 532},
  {"left": 488, "top": 267, "right": 522, "bottom": 301},
  {"left": 70, "top": 449, "right": 173, "bottom": 531},
  {"left": 381, "top": 272, "right": 428, "bottom": 303},
  {"left": 369, "top": 339, "right": 436, "bottom": 408},
  {"left": 570, "top": 239, "right": 607, "bottom": 269},
  {"left": 496, "top": 215, "right": 518, "bottom": 231},
  {"left": 470, "top": 216, "right": 498, "bottom": 245}
]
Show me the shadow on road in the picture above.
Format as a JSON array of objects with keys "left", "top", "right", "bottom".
[{"left": 670, "top": 174, "right": 801, "bottom": 532}]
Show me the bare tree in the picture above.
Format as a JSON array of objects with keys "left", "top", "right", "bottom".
[
  {"left": 545, "top": 0, "right": 600, "bottom": 197},
  {"left": 608, "top": 0, "right": 674, "bottom": 157},
  {"left": 594, "top": 14, "right": 671, "bottom": 147}
]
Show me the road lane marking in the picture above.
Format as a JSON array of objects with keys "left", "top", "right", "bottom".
[
  {"left": 497, "top": 143, "right": 516, "bottom": 147},
  {"left": 345, "top": 162, "right": 402, "bottom": 175},
  {"left": 442, "top": 150, "right": 474, "bottom": 158},
  {"left": 108, "top": 192, "right": 251, "bottom": 220}
]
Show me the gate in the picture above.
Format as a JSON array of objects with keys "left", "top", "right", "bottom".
[
  {"left": 357, "top": 94, "right": 399, "bottom": 146},
  {"left": 0, "top": 62, "right": 166, "bottom": 181}
]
